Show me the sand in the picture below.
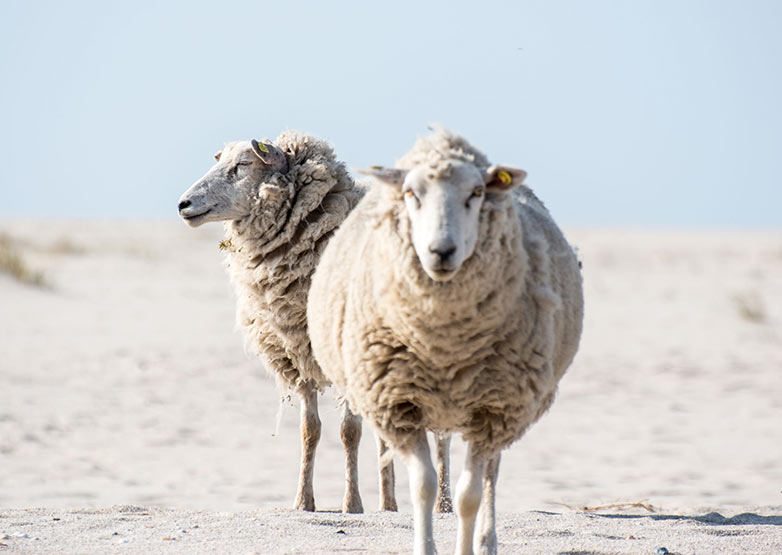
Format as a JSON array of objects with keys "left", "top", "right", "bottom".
[
  {"left": 2, "top": 506, "right": 780, "bottom": 554},
  {"left": 1, "top": 221, "right": 781, "bottom": 553}
]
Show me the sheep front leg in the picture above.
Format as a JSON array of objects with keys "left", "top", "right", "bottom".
[
  {"left": 435, "top": 432, "right": 453, "bottom": 512},
  {"left": 401, "top": 430, "right": 437, "bottom": 555},
  {"left": 293, "top": 382, "right": 321, "bottom": 511},
  {"left": 340, "top": 405, "right": 364, "bottom": 513},
  {"left": 377, "top": 436, "right": 398, "bottom": 511},
  {"left": 455, "top": 444, "right": 486, "bottom": 555},
  {"left": 474, "top": 453, "right": 500, "bottom": 555}
]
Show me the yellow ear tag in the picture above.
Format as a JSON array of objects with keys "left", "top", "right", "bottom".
[
  {"left": 257, "top": 141, "right": 269, "bottom": 153},
  {"left": 497, "top": 170, "right": 512, "bottom": 185}
]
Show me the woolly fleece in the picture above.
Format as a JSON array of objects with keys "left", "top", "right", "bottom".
[
  {"left": 308, "top": 129, "right": 584, "bottom": 456},
  {"left": 222, "top": 131, "right": 362, "bottom": 391}
]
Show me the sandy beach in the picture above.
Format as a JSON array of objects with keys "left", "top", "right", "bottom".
[{"left": 1, "top": 221, "right": 781, "bottom": 553}]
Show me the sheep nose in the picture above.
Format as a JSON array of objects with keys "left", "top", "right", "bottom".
[
  {"left": 429, "top": 240, "right": 456, "bottom": 261},
  {"left": 178, "top": 199, "right": 192, "bottom": 212}
]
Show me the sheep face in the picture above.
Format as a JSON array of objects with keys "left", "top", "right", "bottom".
[
  {"left": 178, "top": 140, "right": 288, "bottom": 227},
  {"left": 400, "top": 161, "right": 488, "bottom": 282},
  {"left": 363, "top": 160, "right": 527, "bottom": 282}
]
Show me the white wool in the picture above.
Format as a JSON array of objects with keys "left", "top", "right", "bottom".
[
  {"left": 221, "top": 130, "right": 362, "bottom": 391},
  {"left": 308, "top": 128, "right": 584, "bottom": 456}
]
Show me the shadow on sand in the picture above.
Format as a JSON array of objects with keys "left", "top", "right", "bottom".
[{"left": 592, "top": 511, "right": 782, "bottom": 526}]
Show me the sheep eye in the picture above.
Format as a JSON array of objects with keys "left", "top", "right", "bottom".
[
  {"left": 403, "top": 189, "right": 421, "bottom": 208},
  {"left": 465, "top": 187, "right": 484, "bottom": 208},
  {"left": 231, "top": 161, "right": 252, "bottom": 175}
]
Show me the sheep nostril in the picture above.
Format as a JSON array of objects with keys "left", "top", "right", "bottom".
[
  {"left": 429, "top": 242, "right": 457, "bottom": 261},
  {"left": 178, "top": 200, "right": 191, "bottom": 212}
]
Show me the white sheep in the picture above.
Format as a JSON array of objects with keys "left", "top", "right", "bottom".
[
  {"left": 307, "top": 127, "right": 584, "bottom": 554},
  {"left": 177, "top": 131, "right": 397, "bottom": 513}
]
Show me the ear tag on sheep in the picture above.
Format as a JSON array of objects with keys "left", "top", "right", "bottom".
[
  {"left": 497, "top": 170, "right": 512, "bottom": 186},
  {"left": 257, "top": 142, "right": 270, "bottom": 153}
]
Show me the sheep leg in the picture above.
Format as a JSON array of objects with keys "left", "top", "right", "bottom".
[
  {"left": 473, "top": 453, "right": 500, "bottom": 555},
  {"left": 293, "top": 382, "right": 320, "bottom": 511},
  {"left": 340, "top": 405, "right": 364, "bottom": 513},
  {"left": 376, "top": 436, "right": 398, "bottom": 511},
  {"left": 401, "top": 430, "right": 437, "bottom": 555},
  {"left": 435, "top": 432, "right": 453, "bottom": 513},
  {"left": 455, "top": 443, "right": 486, "bottom": 555}
]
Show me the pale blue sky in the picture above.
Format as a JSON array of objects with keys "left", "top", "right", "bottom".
[{"left": 1, "top": 0, "right": 780, "bottom": 226}]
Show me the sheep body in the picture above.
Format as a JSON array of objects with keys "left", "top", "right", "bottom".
[
  {"left": 308, "top": 127, "right": 583, "bottom": 552},
  {"left": 309, "top": 177, "right": 582, "bottom": 457},
  {"left": 221, "top": 131, "right": 361, "bottom": 391}
]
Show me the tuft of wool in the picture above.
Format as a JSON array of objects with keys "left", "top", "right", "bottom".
[
  {"left": 223, "top": 131, "right": 362, "bottom": 392},
  {"left": 395, "top": 124, "right": 491, "bottom": 180}
]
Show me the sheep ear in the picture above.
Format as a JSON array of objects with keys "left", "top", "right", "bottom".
[
  {"left": 251, "top": 139, "right": 288, "bottom": 174},
  {"left": 483, "top": 165, "right": 527, "bottom": 190},
  {"left": 214, "top": 150, "right": 222, "bottom": 161},
  {"left": 356, "top": 166, "right": 409, "bottom": 189}
]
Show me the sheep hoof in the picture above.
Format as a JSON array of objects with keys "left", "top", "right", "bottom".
[
  {"left": 379, "top": 498, "right": 398, "bottom": 512},
  {"left": 293, "top": 496, "right": 315, "bottom": 512},
  {"left": 342, "top": 496, "right": 364, "bottom": 514},
  {"left": 474, "top": 531, "right": 497, "bottom": 555}
]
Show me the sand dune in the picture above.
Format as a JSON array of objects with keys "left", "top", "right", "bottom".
[{"left": 1, "top": 221, "right": 780, "bottom": 552}]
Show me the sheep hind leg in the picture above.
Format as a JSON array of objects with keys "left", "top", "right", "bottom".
[
  {"left": 340, "top": 405, "right": 364, "bottom": 513},
  {"left": 435, "top": 432, "right": 453, "bottom": 513},
  {"left": 455, "top": 443, "right": 486, "bottom": 555},
  {"left": 401, "top": 430, "right": 437, "bottom": 555},
  {"left": 474, "top": 453, "right": 501, "bottom": 555},
  {"left": 293, "top": 382, "right": 321, "bottom": 511},
  {"left": 377, "top": 436, "right": 398, "bottom": 511}
]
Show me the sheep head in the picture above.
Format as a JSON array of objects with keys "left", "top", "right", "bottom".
[
  {"left": 178, "top": 139, "right": 288, "bottom": 227},
  {"left": 360, "top": 162, "right": 526, "bottom": 282}
]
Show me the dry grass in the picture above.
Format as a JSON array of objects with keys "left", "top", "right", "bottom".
[
  {"left": 734, "top": 292, "right": 767, "bottom": 323},
  {"left": 47, "top": 237, "right": 86, "bottom": 255},
  {"left": 554, "top": 500, "right": 658, "bottom": 513},
  {"left": 0, "top": 233, "right": 47, "bottom": 287}
]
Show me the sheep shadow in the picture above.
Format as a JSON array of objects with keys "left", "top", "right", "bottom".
[{"left": 592, "top": 511, "right": 782, "bottom": 526}]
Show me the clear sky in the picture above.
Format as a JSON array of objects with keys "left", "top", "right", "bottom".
[{"left": 1, "top": 0, "right": 780, "bottom": 227}]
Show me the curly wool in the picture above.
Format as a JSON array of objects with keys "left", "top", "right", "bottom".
[
  {"left": 395, "top": 124, "right": 491, "bottom": 175},
  {"left": 223, "top": 131, "right": 362, "bottom": 392},
  {"left": 308, "top": 134, "right": 583, "bottom": 456}
]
